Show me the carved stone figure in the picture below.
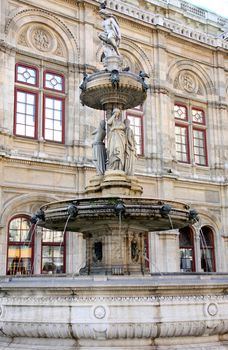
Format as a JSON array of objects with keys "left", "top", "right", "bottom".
[
  {"left": 92, "top": 120, "right": 107, "bottom": 175},
  {"left": 107, "top": 108, "right": 126, "bottom": 171},
  {"left": 98, "top": 9, "right": 121, "bottom": 57},
  {"left": 110, "top": 69, "right": 120, "bottom": 89},
  {"left": 124, "top": 119, "right": 137, "bottom": 176},
  {"left": 79, "top": 72, "right": 88, "bottom": 91},
  {"left": 139, "top": 70, "right": 149, "bottom": 91}
]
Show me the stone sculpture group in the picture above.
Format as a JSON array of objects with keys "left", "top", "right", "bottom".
[{"left": 92, "top": 108, "right": 137, "bottom": 176}]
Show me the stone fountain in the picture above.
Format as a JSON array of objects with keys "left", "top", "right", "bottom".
[
  {"left": 2, "top": 4, "right": 228, "bottom": 350},
  {"left": 37, "top": 3, "right": 198, "bottom": 276}
]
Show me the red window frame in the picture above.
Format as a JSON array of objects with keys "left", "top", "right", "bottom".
[
  {"left": 126, "top": 107, "right": 144, "bottom": 156},
  {"left": 7, "top": 215, "right": 34, "bottom": 275},
  {"left": 200, "top": 226, "right": 216, "bottom": 272},
  {"left": 174, "top": 103, "right": 208, "bottom": 166},
  {"left": 179, "top": 227, "right": 195, "bottom": 272},
  {"left": 14, "top": 63, "right": 66, "bottom": 143},
  {"left": 192, "top": 107, "right": 205, "bottom": 125},
  {"left": 43, "top": 70, "right": 65, "bottom": 93},
  {"left": 41, "top": 229, "right": 66, "bottom": 274},
  {"left": 175, "top": 123, "right": 190, "bottom": 163},
  {"left": 193, "top": 127, "right": 208, "bottom": 166},
  {"left": 174, "top": 103, "right": 188, "bottom": 121},
  {"left": 42, "top": 95, "right": 65, "bottom": 143},
  {"left": 14, "top": 88, "right": 38, "bottom": 139},
  {"left": 15, "top": 63, "right": 39, "bottom": 87}
]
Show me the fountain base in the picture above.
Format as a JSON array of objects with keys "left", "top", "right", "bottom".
[{"left": 85, "top": 170, "right": 143, "bottom": 197}]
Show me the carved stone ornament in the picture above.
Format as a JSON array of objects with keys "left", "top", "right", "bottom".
[
  {"left": 93, "top": 305, "right": 106, "bottom": 319},
  {"left": 207, "top": 303, "right": 218, "bottom": 316},
  {"left": 31, "top": 27, "right": 52, "bottom": 52},
  {"left": 18, "top": 29, "right": 28, "bottom": 47},
  {"left": 17, "top": 24, "right": 66, "bottom": 59},
  {"left": 179, "top": 71, "right": 198, "bottom": 93}
]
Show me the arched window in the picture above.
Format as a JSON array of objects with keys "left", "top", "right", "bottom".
[
  {"left": 174, "top": 102, "right": 208, "bottom": 166},
  {"left": 41, "top": 228, "right": 65, "bottom": 274},
  {"left": 200, "top": 226, "right": 215, "bottom": 272},
  {"left": 14, "top": 63, "right": 65, "bottom": 143},
  {"left": 7, "top": 216, "right": 34, "bottom": 275},
  {"left": 179, "top": 226, "right": 195, "bottom": 272}
]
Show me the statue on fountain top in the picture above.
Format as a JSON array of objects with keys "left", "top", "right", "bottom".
[{"left": 98, "top": 9, "right": 121, "bottom": 57}]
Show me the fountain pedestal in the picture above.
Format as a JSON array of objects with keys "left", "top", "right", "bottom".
[
  {"left": 81, "top": 225, "right": 148, "bottom": 275},
  {"left": 85, "top": 170, "right": 143, "bottom": 197}
]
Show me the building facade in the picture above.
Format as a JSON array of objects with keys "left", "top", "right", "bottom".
[{"left": 0, "top": 0, "right": 228, "bottom": 349}]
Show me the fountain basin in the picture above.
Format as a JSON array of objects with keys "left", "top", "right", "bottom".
[
  {"left": 39, "top": 197, "right": 195, "bottom": 232},
  {"left": 80, "top": 71, "right": 147, "bottom": 110}
]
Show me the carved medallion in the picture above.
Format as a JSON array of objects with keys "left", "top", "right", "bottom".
[
  {"left": 31, "top": 28, "right": 52, "bottom": 52},
  {"left": 207, "top": 303, "right": 218, "bottom": 316},
  {"left": 94, "top": 305, "right": 106, "bottom": 319},
  {"left": 179, "top": 71, "right": 198, "bottom": 93}
]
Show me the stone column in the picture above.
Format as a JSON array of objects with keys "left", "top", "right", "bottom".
[
  {"left": 65, "top": 232, "right": 86, "bottom": 275},
  {"left": 151, "top": 230, "right": 180, "bottom": 273},
  {"left": 194, "top": 226, "right": 203, "bottom": 272}
]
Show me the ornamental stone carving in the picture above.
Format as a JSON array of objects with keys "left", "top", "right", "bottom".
[
  {"left": 31, "top": 27, "right": 52, "bottom": 52},
  {"left": 179, "top": 71, "right": 198, "bottom": 93},
  {"left": 17, "top": 24, "right": 67, "bottom": 59},
  {"left": 93, "top": 305, "right": 106, "bottom": 319},
  {"left": 207, "top": 303, "right": 218, "bottom": 317}
]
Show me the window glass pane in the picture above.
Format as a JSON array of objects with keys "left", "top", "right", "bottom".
[
  {"left": 26, "top": 126, "right": 35, "bottom": 137},
  {"left": 15, "top": 91, "right": 36, "bottom": 138},
  {"left": 17, "top": 102, "right": 26, "bottom": 113},
  {"left": 192, "top": 109, "right": 204, "bottom": 124},
  {"left": 45, "top": 98, "right": 54, "bottom": 109},
  {"left": 26, "top": 115, "right": 35, "bottom": 126},
  {"left": 16, "top": 124, "right": 25, "bottom": 135},
  {"left": 174, "top": 105, "right": 187, "bottom": 120},
  {"left": 45, "top": 129, "right": 53, "bottom": 140},
  {"left": 193, "top": 129, "right": 206, "bottom": 165},
  {"left": 45, "top": 109, "right": 53, "bottom": 119},
  {"left": 42, "top": 229, "right": 63, "bottom": 243},
  {"left": 180, "top": 248, "right": 193, "bottom": 272},
  {"left": 16, "top": 113, "right": 25, "bottom": 124},
  {"left": 16, "top": 65, "right": 37, "bottom": 85},
  {"left": 27, "top": 94, "right": 35, "bottom": 104},
  {"left": 26, "top": 105, "right": 34, "bottom": 115},
  {"left": 54, "top": 110, "right": 61, "bottom": 121},
  {"left": 54, "top": 131, "right": 62, "bottom": 142},
  {"left": 200, "top": 227, "right": 215, "bottom": 272},
  {"left": 42, "top": 229, "right": 64, "bottom": 274},
  {"left": 44, "top": 72, "right": 63, "bottom": 91},
  {"left": 17, "top": 92, "right": 26, "bottom": 102},
  {"left": 45, "top": 119, "right": 53, "bottom": 129},
  {"left": 54, "top": 100, "right": 62, "bottom": 110},
  {"left": 179, "top": 227, "right": 195, "bottom": 272},
  {"left": 54, "top": 121, "right": 62, "bottom": 130},
  {"left": 44, "top": 97, "right": 63, "bottom": 142},
  {"left": 175, "top": 125, "right": 189, "bottom": 162},
  {"left": 127, "top": 115, "right": 142, "bottom": 155},
  {"left": 8, "top": 217, "right": 33, "bottom": 275},
  {"left": 9, "top": 217, "right": 31, "bottom": 242},
  {"left": 7, "top": 248, "right": 32, "bottom": 275}
]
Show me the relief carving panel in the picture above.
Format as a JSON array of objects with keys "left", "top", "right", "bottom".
[
  {"left": 17, "top": 23, "right": 66, "bottom": 59},
  {"left": 174, "top": 70, "right": 204, "bottom": 95}
]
